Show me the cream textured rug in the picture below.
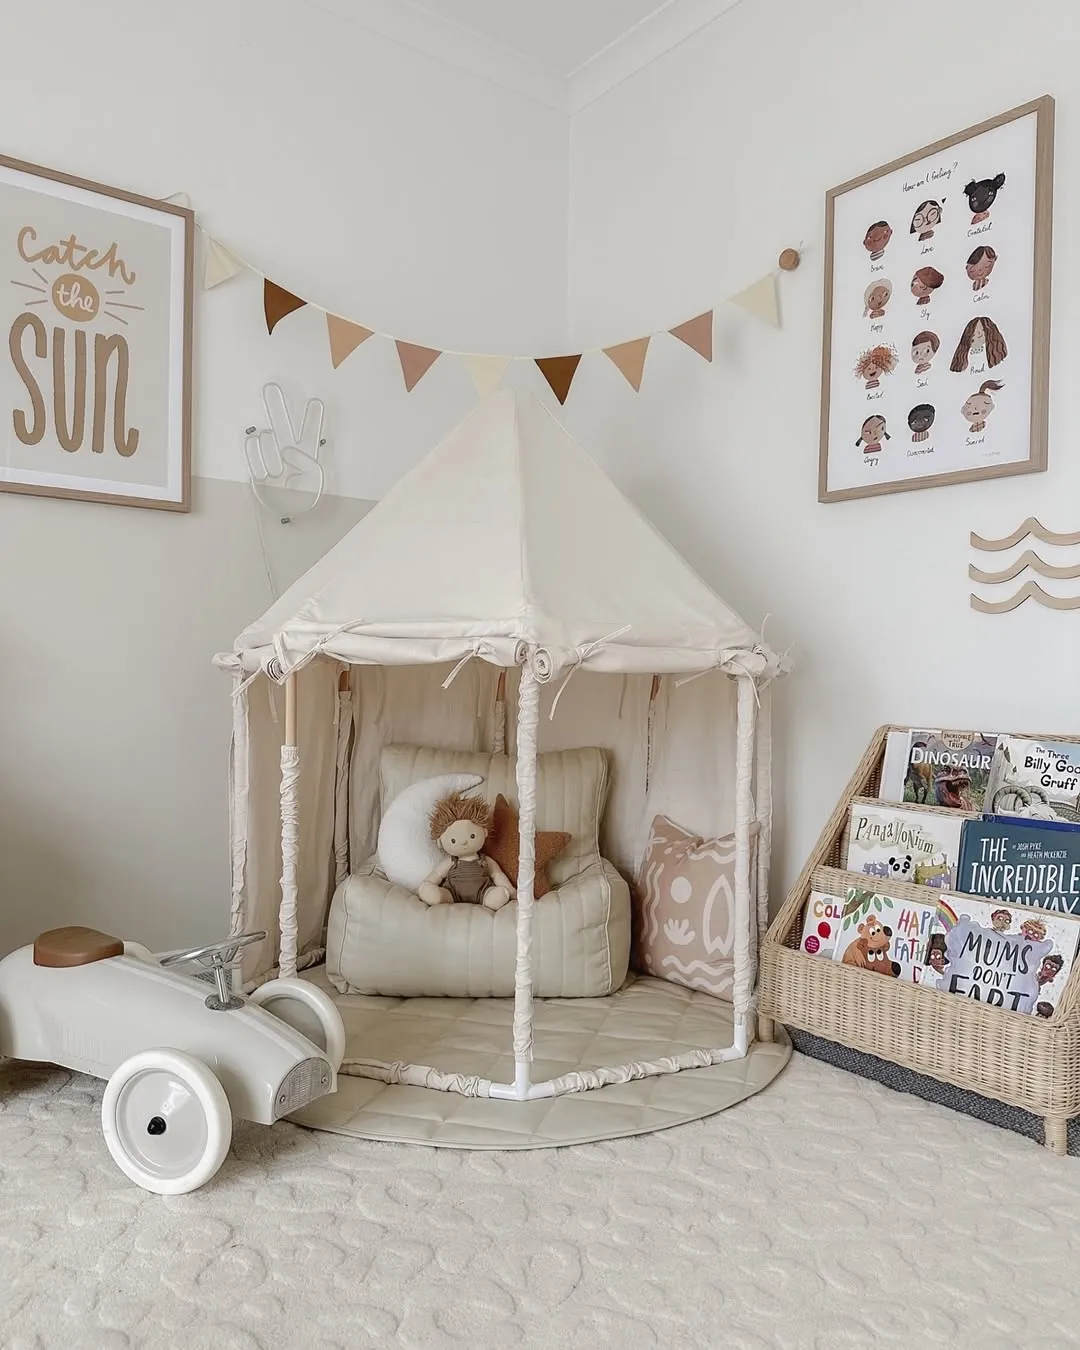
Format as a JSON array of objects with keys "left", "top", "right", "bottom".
[{"left": 4, "top": 1053, "right": 1080, "bottom": 1349}]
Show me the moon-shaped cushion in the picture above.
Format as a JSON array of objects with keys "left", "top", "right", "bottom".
[{"left": 376, "top": 772, "right": 483, "bottom": 892}]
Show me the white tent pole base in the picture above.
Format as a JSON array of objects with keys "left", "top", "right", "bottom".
[{"left": 488, "top": 1061, "right": 537, "bottom": 1100}]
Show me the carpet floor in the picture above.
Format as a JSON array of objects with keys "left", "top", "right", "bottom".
[{"left": 2, "top": 1050, "right": 1079, "bottom": 1350}]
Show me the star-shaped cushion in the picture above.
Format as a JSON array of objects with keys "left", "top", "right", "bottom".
[{"left": 485, "top": 794, "right": 571, "bottom": 899}]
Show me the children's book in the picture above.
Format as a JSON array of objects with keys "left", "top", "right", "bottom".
[
  {"left": 927, "top": 893, "right": 1080, "bottom": 1017},
  {"left": 984, "top": 736, "right": 1080, "bottom": 824},
  {"left": 844, "top": 800, "right": 970, "bottom": 890},
  {"left": 799, "top": 890, "right": 845, "bottom": 958},
  {"left": 956, "top": 815, "right": 1080, "bottom": 916},
  {"left": 878, "top": 728, "right": 997, "bottom": 811},
  {"left": 830, "top": 885, "right": 938, "bottom": 984}
]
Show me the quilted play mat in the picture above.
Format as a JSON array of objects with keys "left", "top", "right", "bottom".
[{"left": 293, "top": 969, "right": 790, "bottom": 1148}]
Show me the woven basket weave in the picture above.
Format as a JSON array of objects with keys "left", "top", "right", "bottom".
[{"left": 759, "top": 725, "right": 1080, "bottom": 1154}]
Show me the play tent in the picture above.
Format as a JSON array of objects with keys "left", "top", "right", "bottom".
[{"left": 217, "top": 391, "right": 785, "bottom": 1108}]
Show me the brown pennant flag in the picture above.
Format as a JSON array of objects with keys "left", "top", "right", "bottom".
[
  {"left": 602, "top": 336, "right": 650, "bottom": 391},
  {"left": 396, "top": 341, "right": 441, "bottom": 392},
  {"left": 669, "top": 311, "right": 713, "bottom": 362},
  {"left": 535, "top": 354, "right": 582, "bottom": 405},
  {"left": 264, "top": 280, "right": 306, "bottom": 335},
  {"left": 326, "top": 314, "right": 374, "bottom": 369}
]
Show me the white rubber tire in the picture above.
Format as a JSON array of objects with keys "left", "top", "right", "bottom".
[
  {"left": 248, "top": 978, "right": 346, "bottom": 1072},
  {"left": 101, "top": 1048, "right": 232, "bottom": 1195}
]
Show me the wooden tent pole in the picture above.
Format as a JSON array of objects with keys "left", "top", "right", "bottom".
[{"left": 285, "top": 671, "right": 297, "bottom": 745}]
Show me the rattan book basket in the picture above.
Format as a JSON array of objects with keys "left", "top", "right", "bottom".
[{"left": 759, "top": 724, "right": 1080, "bottom": 1154}]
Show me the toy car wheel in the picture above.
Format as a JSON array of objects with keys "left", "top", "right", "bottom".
[
  {"left": 101, "top": 1048, "right": 232, "bottom": 1195},
  {"left": 248, "top": 978, "right": 346, "bottom": 1071}
]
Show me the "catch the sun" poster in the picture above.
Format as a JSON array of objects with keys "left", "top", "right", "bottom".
[
  {"left": 819, "top": 98, "right": 1053, "bottom": 504},
  {"left": 0, "top": 155, "right": 192, "bottom": 511}
]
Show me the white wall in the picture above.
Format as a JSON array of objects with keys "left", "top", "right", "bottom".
[
  {"left": 566, "top": 0, "right": 1079, "bottom": 901},
  {"left": 0, "top": 0, "right": 568, "bottom": 951}
]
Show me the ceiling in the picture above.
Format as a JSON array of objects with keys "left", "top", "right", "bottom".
[{"left": 327, "top": 0, "right": 743, "bottom": 112}]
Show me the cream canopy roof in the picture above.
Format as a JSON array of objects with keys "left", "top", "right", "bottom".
[{"left": 230, "top": 391, "right": 778, "bottom": 681}]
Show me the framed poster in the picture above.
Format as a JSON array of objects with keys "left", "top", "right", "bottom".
[
  {"left": 819, "top": 96, "right": 1053, "bottom": 504},
  {"left": 0, "top": 154, "right": 193, "bottom": 511}
]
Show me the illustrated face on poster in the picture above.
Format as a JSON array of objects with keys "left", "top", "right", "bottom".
[
  {"left": 819, "top": 100, "right": 1052, "bottom": 502},
  {"left": 0, "top": 159, "right": 190, "bottom": 509}
]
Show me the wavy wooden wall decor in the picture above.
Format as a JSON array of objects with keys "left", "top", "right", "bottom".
[
  {"left": 969, "top": 551, "right": 1080, "bottom": 584},
  {"left": 970, "top": 518, "right": 1080, "bottom": 551},
  {"left": 970, "top": 517, "right": 1080, "bottom": 611},
  {"left": 971, "top": 580, "right": 1080, "bottom": 613}
]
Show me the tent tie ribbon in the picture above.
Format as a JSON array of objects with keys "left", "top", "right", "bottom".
[{"left": 548, "top": 625, "right": 632, "bottom": 721}]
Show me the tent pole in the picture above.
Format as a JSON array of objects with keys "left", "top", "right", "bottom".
[
  {"left": 509, "top": 657, "right": 540, "bottom": 1099},
  {"left": 278, "top": 671, "right": 300, "bottom": 980},
  {"left": 730, "top": 675, "right": 757, "bottom": 1056}
]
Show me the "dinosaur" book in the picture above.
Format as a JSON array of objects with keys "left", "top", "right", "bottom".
[{"left": 878, "top": 728, "right": 997, "bottom": 811}]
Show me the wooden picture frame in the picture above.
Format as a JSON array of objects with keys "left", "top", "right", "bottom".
[
  {"left": 819, "top": 96, "right": 1054, "bottom": 504},
  {"left": 0, "top": 153, "right": 193, "bottom": 511}
]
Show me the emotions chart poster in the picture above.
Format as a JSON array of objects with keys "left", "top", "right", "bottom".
[
  {"left": 819, "top": 98, "right": 1053, "bottom": 503},
  {"left": 0, "top": 155, "right": 192, "bottom": 510}
]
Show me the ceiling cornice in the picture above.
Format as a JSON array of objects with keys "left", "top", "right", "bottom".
[
  {"left": 304, "top": 0, "right": 746, "bottom": 116},
  {"left": 567, "top": 0, "right": 745, "bottom": 113}
]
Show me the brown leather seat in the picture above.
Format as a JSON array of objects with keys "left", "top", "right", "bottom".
[{"left": 33, "top": 926, "right": 124, "bottom": 968}]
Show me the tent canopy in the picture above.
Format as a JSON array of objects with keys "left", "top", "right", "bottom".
[{"left": 230, "top": 392, "right": 779, "bottom": 681}]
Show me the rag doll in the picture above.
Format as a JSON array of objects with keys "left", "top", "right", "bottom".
[{"left": 419, "top": 791, "right": 514, "bottom": 911}]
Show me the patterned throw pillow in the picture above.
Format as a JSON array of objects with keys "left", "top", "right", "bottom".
[{"left": 632, "top": 814, "right": 758, "bottom": 1001}]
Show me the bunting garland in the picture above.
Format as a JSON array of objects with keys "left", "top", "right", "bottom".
[
  {"left": 396, "top": 341, "right": 441, "bottom": 392},
  {"left": 535, "top": 354, "right": 582, "bottom": 405},
  {"left": 201, "top": 226, "right": 795, "bottom": 402},
  {"left": 264, "top": 280, "right": 306, "bottom": 335},
  {"left": 669, "top": 311, "right": 714, "bottom": 362},
  {"left": 603, "top": 336, "right": 650, "bottom": 391},
  {"left": 326, "top": 314, "right": 374, "bottom": 369}
]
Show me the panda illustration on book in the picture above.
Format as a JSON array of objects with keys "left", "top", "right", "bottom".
[{"left": 887, "top": 853, "right": 915, "bottom": 882}]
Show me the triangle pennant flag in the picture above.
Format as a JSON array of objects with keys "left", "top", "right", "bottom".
[
  {"left": 730, "top": 273, "right": 780, "bottom": 328},
  {"left": 396, "top": 340, "right": 441, "bottom": 392},
  {"left": 669, "top": 311, "right": 713, "bottom": 362},
  {"left": 602, "top": 336, "right": 650, "bottom": 391},
  {"left": 535, "top": 354, "right": 582, "bottom": 405},
  {"left": 203, "top": 237, "right": 245, "bottom": 290},
  {"left": 462, "top": 354, "right": 511, "bottom": 398},
  {"left": 264, "top": 280, "right": 306, "bottom": 335},
  {"left": 326, "top": 314, "right": 374, "bottom": 369}
]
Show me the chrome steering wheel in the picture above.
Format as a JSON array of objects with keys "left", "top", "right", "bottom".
[{"left": 160, "top": 930, "right": 267, "bottom": 1011}]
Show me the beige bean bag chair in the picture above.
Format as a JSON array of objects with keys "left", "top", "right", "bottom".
[{"left": 326, "top": 745, "right": 631, "bottom": 998}]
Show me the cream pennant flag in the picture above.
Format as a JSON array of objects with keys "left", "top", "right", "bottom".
[
  {"left": 326, "top": 314, "right": 374, "bottom": 369},
  {"left": 730, "top": 273, "right": 780, "bottom": 328},
  {"left": 461, "top": 354, "right": 511, "bottom": 398},
  {"left": 203, "top": 237, "right": 245, "bottom": 290},
  {"left": 602, "top": 336, "right": 650, "bottom": 391}
]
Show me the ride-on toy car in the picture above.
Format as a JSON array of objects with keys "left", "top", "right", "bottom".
[{"left": 0, "top": 926, "right": 345, "bottom": 1194}]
